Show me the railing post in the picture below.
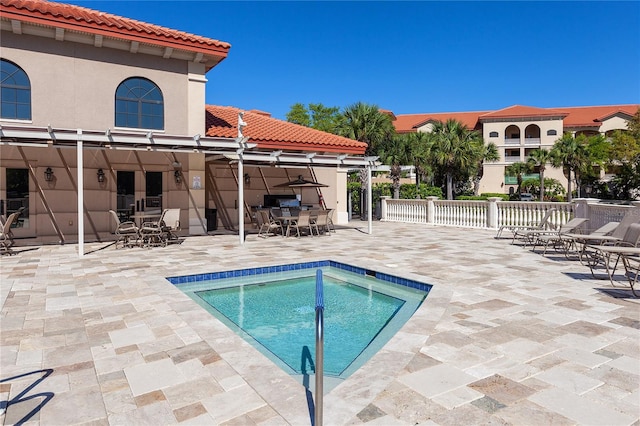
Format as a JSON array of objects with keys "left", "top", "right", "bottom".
[
  {"left": 426, "top": 196, "right": 438, "bottom": 224},
  {"left": 380, "top": 196, "right": 389, "bottom": 221},
  {"left": 486, "top": 197, "right": 501, "bottom": 229},
  {"left": 315, "top": 269, "right": 324, "bottom": 426}
]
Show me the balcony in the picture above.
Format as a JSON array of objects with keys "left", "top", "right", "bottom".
[
  {"left": 524, "top": 138, "right": 541, "bottom": 145},
  {"left": 504, "top": 155, "right": 521, "bottom": 163},
  {"left": 504, "top": 138, "right": 520, "bottom": 145}
]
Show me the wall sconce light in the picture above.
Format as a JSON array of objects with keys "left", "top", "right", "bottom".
[
  {"left": 174, "top": 170, "right": 182, "bottom": 184},
  {"left": 44, "top": 167, "right": 54, "bottom": 182},
  {"left": 97, "top": 168, "right": 105, "bottom": 183},
  {"left": 244, "top": 173, "right": 251, "bottom": 186}
]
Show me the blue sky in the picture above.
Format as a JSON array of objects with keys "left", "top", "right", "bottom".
[{"left": 70, "top": 1, "right": 639, "bottom": 120}]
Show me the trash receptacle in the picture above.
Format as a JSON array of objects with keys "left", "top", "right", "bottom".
[{"left": 205, "top": 208, "right": 217, "bottom": 231}]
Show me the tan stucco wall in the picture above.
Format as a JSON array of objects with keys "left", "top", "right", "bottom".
[{"left": 1, "top": 31, "right": 197, "bottom": 134}]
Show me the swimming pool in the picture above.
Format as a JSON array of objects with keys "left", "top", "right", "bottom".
[{"left": 168, "top": 261, "right": 430, "bottom": 387}]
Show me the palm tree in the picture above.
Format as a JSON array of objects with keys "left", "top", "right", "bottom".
[
  {"left": 378, "top": 133, "right": 413, "bottom": 198},
  {"left": 505, "top": 161, "right": 532, "bottom": 197},
  {"left": 407, "top": 131, "right": 432, "bottom": 196},
  {"left": 551, "top": 133, "right": 589, "bottom": 202},
  {"left": 428, "top": 119, "right": 483, "bottom": 200},
  {"left": 527, "top": 148, "right": 552, "bottom": 201},
  {"left": 472, "top": 141, "right": 499, "bottom": 196},
  {"left": 338, "top": 102, "right": 395, "bottom": 157}
]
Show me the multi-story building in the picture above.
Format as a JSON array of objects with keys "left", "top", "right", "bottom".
[
  {"left": 1, "top": 0, "right": 373, "bottom": 246},
  {"left": 392, "top": 104, "right": 639, "bottom": 196}
]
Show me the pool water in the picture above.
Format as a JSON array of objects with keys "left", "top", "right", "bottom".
[{"left": 168, "top": 261, "right": 430, "bottom": 386}]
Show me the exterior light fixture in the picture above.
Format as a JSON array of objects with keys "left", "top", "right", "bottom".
[
  {"left": 97, "top": 168, "right": 105, "bottom": 183},
  {"left": 174, "top": 170, "right": 182, "bottom": 184},
  {"left": 244, "top": 173, "right": 251, "bottom": 186},
  {"left": 44, "top": 167, "right": 54, "bottom": 182}
]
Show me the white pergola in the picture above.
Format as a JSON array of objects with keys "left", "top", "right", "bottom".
[{"left": 1, "top": 120, "right": 379, "bottom": 256}]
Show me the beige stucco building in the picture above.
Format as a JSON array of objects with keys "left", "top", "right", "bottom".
[
  {"left": 1, "top": 0, "right": 373, "bottom": 246},
  {"left": 392, "top": 104, "right": 638, "bottom": 197}
]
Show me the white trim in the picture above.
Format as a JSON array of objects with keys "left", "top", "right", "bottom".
[{"left": 0, "top": 124, "right": 255, "bottom": 153}]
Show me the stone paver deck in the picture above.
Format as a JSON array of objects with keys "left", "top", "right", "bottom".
[{"left": 1, "top": 222, "right": 638, "bottom": 425}]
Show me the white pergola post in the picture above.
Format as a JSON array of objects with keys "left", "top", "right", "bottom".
[
  {"left": 77, "top": 130, "right": 84, "bottom": 257},
  {"left": 238, "top": 153, "right": 245, "bottom": 245},
  {"left": 367, "top": 165, "right": 372, "bottom": 234},
  {"left": 237, "top": 111, "right": 247, "bottom": 245}
]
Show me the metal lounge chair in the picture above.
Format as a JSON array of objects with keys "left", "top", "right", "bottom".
[
  {"left": 585, "top": 223, "right": 640, "bottom": 288},
  {"left": 530, "top": 217, "right": 590, "bottom": 254},
  {"left": 535, "top": 220, "right": 619, "bottom": 257},
  {"left": 503, "top": 208, "right": 557, "bottom": 242},
  {"left": 569, "top": 211, "right": 640, "bottom": 263},
  {"left": 108, "top": 209, "right": 140, "bottom": 248}
]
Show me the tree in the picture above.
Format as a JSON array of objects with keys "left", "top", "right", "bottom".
[
  {"left": 407, "top": 131, "right": 432, "bottom": 197},
  {"left": 286, "top": 103, "right": 310, "bottom": 127},
  {"left": 471, "top": 141, "right": 499, "bottom": 196},
  {"left": 285, "top": 103, "right": 343, "bottom": 133},
  {"left": 527, "top": 148, "right": 552, "bottom": 201},
  {"left": 427, "top": 119, "right": 484, "bottom": 200},
  {"left": 338, "top": 102, "right": 395, "bottom": 157},
  {"left": 550, "top": 133, "right": 589, "bottom": 202},
  {"left": 378, "top": 133, "right": 413, "bottom": 198},
  {"left": 505, "top": 161, "right": 532, "bottom": 198}
]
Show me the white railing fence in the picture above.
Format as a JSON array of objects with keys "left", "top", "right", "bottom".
[{"left": 380, "top": 196, "right": 640, "bottom": 231}]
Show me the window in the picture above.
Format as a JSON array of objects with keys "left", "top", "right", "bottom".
[
  {"left": 115, "top": 77, "right": 164, "bottom": 130},
  {"left": 145, "top": 171, "right": 163, "bottom": 209},
  {"left": 547, "top": 129, "right": 557, "bottom": 136},
  {"left": 1, "top": 59, "right": 31, "bottom": 120},
  {"left": 116, "top": 171, "right": 135, "bottom": 220},
  {"left": 489, "top": 131, "right": 499, "bottom": 138},
  {"left": 4, "top": 168, "right": 29, "bottom": 228}
]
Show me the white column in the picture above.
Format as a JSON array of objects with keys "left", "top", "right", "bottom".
[
  {"left": 487, "top": 197, "right": 501, "bottom": 229},
  {"left": 367, "top": 165, "right": 372, "bottom": 234},
  {"left": 238, "top": 155, "right": 244, "bottom": 245},
  {"left": 77, "top": 130, "right": 84, "bottom": 257}
]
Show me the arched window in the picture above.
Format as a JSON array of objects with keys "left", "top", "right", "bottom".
[
  {"left": 547, "top": 129, "right": 557, "bottom": 136},
  {"left": 489, "top": 131, "right": 499, "bottom": 138},
  {"left": 1, "top": 59, "right": 31, "bottom": 120},
  {"left": 115, "top": 77, "right": 164, "bottom": 130}
]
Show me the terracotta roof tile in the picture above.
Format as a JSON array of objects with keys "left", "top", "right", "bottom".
[
  {"left": 559, "top": 105, "right": 639, "bottom": 128},
  {"left": 393, "top": 104, "right": 639, "bottom": 133},
  {"left": 479, "top": 105, "right": 567, "bottom": 120},
  {"left": 205, "top": 105, "right": 368, "bottom": 155},
  {"left": 1, "top": 0, "right": 231, "bottom": 58},
  {"left": 393, "top": 111, "right": 487, "bottom": 133}
]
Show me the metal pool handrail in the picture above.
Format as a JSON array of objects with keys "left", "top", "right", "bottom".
[{"left": 315, "top": 269, "right": 324, "bottom": 426}]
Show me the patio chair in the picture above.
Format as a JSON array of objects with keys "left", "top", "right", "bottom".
[
  {"left": 529, "top": 217, "right": 590, "bottom": 254},
  {"left": 0, "top": 211, "right": 22, "bottom": 255},
  {"left": 257, "top": 209, "right": 283, "bottom": 237},
  {"left": 139, "top": 208, "right": 169, "bottom": 247},
  {"left": 108, "top": 209, "right": 140, "bottom": 249},
  {"left": 585, "top": 223, "right": 640, "bottom": 287},
  {"left": 326, "top": 209, "right": 336, "bottom": 233},
  {"left": 502, "top": 208, "right": 557, "bottom": 242},
  {"left": 160, "top": 208, "right": 181, "bottom": 243},
  {"left": 286, "top": 210, "right": 318, "bottom": 238},
  {"left": 312, "top": 210, "right": 331, "bottom": 235}
]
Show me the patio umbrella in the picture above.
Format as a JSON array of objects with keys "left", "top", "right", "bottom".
[{"left": 274, "top": 175, "right": 328, "bottom": 188}]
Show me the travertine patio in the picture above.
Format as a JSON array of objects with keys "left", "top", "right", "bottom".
[{"left": 1, "top": 222, "right": 638, "bottom": 425}]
